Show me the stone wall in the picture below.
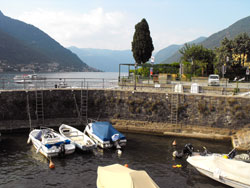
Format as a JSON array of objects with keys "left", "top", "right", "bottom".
[{"left": 0, "top": 89, "right": 250, "bottom": 132}]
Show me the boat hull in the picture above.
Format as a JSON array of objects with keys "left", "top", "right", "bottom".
[
  {"left": 59, "top": 124, "right": 97, "bottom": 152},
  {"left": 187, "top": 155, "right": 250, "bottom": 188},
  {"left": 84, "top": 122, "right": 127, "bottom": 149},
  {"left": 29, "top": 129, "right": 75, "bottom": 158}
]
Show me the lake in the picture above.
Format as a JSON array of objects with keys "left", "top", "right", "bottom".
[
  {"left": 0, "top": 72, "right": 128, "bottom": 90},
  {"left": 0, "top": 132, "right": 231, "bottom": 188}
]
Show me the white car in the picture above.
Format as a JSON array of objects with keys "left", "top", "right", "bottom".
[{"left": 208, "top": 74, "right": 220, "bottom": 86}]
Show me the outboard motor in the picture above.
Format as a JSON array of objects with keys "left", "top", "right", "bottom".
[
  {"left": 58, "top": 143, "right": 65, "bottom": 157},
  {"left": 112, "top": 134, "right": 121, "bottom": 150},
  {"left": 183, "top": 143, "right": 194, "bottom": 156},
  {"left": 172, "top": 143, "right": 194, "bottom": 158}
]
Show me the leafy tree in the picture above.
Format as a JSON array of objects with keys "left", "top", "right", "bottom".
[
  {"left": 131, "top": 18, "right": 154, "bottom": 64},
  {"left": 216, "top": 33, "right": 250, "bottom": 80},
  {"left": 179, "top": 43, "right": 216, "bottom": 76},
  {"left": 233, "top": 33, "right": 250, "bottom": 66}
]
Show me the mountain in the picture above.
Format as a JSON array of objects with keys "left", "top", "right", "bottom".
[
  {"left": 154, "top": 44, "right": 182, "bottom": 64},
  {"left": 155, "top": 36, "right": 206, "bottom": 64},
  {"left": 68, "top": 47, "right": 134, "bottom": 72},
  {"left": 0, "top": 10, "right": 96, "bottom": 72},
  {"left": 163, "top": 15, "right": 250, "bottom": 64},
  {"left": 201, "top": 16, "right": 250, "bottom": 48}
]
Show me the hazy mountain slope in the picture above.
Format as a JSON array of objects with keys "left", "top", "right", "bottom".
[
  {"left": 156, "top": 36, "right": 206, "bottom": 64},
  {"left": 69, "top": 47, "right": 134, "bottom": 72},
  {"left": 201, "top": 15, "right": 250, "bottom": 48},
  {"left": 0, "top": 28, "right": 50, "bottom": 65},
  {"left": 154, "top": 44, "right": 182, "bottom": 64},
  {"left": 163, "top": 15, "right": 250, "bottom": 63},
  {"left": 0, "top": 10, "right": 95, "bottom": 71}
]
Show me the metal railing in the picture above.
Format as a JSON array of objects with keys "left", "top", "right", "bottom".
[{"left": 0, "top": 77, "right": 118, "bottom": 90}]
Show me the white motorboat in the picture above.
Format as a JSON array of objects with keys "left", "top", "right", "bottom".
[
  {"left": 97, "top": 164, "right": 159, "bottom": 188},
  {"left": 59, "top": 124, "right": 96, "bottom": 151},
  {"left": 187, "top": 154, "right": 250, "bottom": 188},
  {"left": 28, "top": 128, "right": 75, "bottom": 158},
  {"left": 14, "top": 74, "right": 46, "bottom": 84},
  {"left": 84, "top": 121, "right": 127, "bottom": 149}
]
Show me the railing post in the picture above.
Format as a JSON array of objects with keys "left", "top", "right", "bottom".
[{"left": 2, "top": 79, "right": 5, "bottom": 90}]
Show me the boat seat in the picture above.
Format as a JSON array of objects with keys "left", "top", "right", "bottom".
[{"left": 42, "top": 136, "right": 61, "bottom": 144}]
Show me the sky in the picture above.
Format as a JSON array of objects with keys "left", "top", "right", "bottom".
[{"left": 1, "top": 0, "right": 250, "bottom": 52}]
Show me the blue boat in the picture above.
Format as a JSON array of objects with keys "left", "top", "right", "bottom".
[{"left": 84, "top": 121, "right": 127, "bottom": 149}]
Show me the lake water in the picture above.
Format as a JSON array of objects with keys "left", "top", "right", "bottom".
[
  {"left": 0, "top": 132, "right": 231, "bottom": 188},
  {"left": 0, "top": 72, "right": 128, "bottom": 90}
]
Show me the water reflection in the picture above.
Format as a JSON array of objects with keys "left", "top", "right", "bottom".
[{"left": 0, "top": 133, "right": 231, "bottom": 188}]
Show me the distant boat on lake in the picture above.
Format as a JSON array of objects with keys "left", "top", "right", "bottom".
[{"left": 13, "top": 73, "right": 46, "bottom": 84}]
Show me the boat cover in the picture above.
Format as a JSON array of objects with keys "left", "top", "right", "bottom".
[
  {"left": 187, "top": 155, "right": 250, "bottom": 186},
  {"left": 97, "top": 164, "right": 159, "bottom": 188},
  {"left": 91, "top": 122, "right": 125, "bottom": 141}
]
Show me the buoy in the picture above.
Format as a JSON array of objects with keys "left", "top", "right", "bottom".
[
  {"left": 49, "top": 160, "right": 55, "bottom": 169},
  {"left": 223, "top": 155, "right": 228, "bottom": 159},
  {"left": 172, "top": 164, "right": 182, "bottom": 168},
  {"left": 172, "top": 140, "right": 177, "bottom": 146},
  {"left": 124, "top": 164, "right": 128, "bottom": 168},
  {"left": 27, "top": 137, "right": 31, "bottom": 144},
  {"left": 117, "top": 149, "right": 122, "bottom": 155}
]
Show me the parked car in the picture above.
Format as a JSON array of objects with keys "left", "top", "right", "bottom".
[{"left": 208, "top": 74, "right": 220, "bottom": 86}]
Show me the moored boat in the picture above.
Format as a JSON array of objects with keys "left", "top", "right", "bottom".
[
  {"left": 28, "top": 128, "right": 75, "bottom": 158},
  {"left": 187, "top": 154, "right": 250, "bottom": 188},
  {"left": 14, "top": 74, "right": 46, "bottom": 84},
  {"left": 96, "top": 164, "right": 159, "bottom": 188},
  {"left": 59, "top": 124, "right": 96, "bottom": 151},
  {"left": 84, "top": 121, "right": 126, "bottom": 149}
]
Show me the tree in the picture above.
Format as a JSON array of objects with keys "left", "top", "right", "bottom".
[
  {"left": 216, "top": 33, "right": 250, "bottom": 80},
  {"left": 179, "top": 43, "right": 216, "bottom": 76},
  {"left": 233, "top": 33, "right": 250, "bottom": 66},
  {"left": 131, "top": 18, "right": 154, "bottom": 90},
  {"left": 131, "top": 18, "right": 154, "bottom": 64}
]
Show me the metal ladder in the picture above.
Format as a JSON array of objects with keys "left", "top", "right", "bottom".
[
  {"left": 170, "top": 93, "right": 178, "bottom": 125},
  {"left": 80, "top": 88, "right": 88, "bottom": 124},
  {"left": 35, "top": 90, "right": 44, "bottom": 126}
]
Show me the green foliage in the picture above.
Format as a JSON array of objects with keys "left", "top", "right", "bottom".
[
  {"left": 216, "top": 33, "right": 250, "bottom": 80},
  {"left": 131, "top": 18, "right": 154, "bottom": 65},
  {"left": 179, "top": 44, "right": 216, "bottom": 76},
  {"left": 135, "top": 63, "right": 179, "bottom": 76}
]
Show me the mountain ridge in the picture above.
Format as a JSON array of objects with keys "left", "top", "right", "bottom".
[
  {"left": 155, "top": 36, "right": 206, "bottom": 64},
  {"left": 162, "top": 15, "right": 250, "bottom": 63},
  {"left": 68, "top": 47, "right": 134, "bottom": 72},
  {"left": 0, "top": 10, "right": 96, "bottom": 72}
]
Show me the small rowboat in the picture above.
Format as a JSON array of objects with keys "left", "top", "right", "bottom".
[{"left": 59, "top": 124, "right": 96, "bottom": 151}]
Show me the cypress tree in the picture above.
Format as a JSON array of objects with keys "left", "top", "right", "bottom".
[{"left": 131, "top": 18, "right": 154, "bottom": 64}]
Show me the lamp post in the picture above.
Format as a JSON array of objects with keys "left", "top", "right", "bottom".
[{"left": 134, "top": 63, "right": 138, "bottom": 90}]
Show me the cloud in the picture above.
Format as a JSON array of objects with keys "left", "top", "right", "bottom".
[
  {"left": 17, "top": 8, "right": 213, "bottom": 52},
  {"left": 18, "top": 8, "right": 135, "bottom": 50}
]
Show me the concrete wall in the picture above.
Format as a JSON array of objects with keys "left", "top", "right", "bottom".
[{"left": 0, "top": 89, "right": 250, "bottom": 132}]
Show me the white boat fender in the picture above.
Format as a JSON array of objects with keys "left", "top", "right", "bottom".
[
  {"left": 117, "top": 149, "right": 122, "bottom": 155},
  {"left": 27, "top": 136, "right": 31, "bottom": 144}
]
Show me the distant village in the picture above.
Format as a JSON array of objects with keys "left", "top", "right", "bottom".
[{"left": 0, "top": 61, "right": 79, "bottom": 72}]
